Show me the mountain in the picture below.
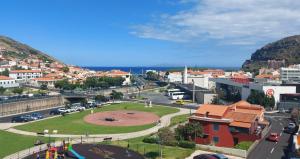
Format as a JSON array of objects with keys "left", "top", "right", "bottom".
[
  {"left": 242, "top": 35, "right": 300, "bottom": 73},
  {"left": 0, "top": 36, "right": 60, "bottom": 63}
]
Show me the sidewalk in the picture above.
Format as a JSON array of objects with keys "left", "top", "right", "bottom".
[{"left": 185, "top": 150, "right": 245, "bottom": 159}]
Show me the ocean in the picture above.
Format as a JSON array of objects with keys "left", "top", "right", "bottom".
[{"left": 84, "top": 66, "right": 240, "bottom": 75}]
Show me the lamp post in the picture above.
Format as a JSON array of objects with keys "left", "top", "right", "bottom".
[
  {"left": 53, "top": 130, "right": 58, "bottom": 146},
  {"left": 44, "top": 129, "right": 50, "bottom": 144}
]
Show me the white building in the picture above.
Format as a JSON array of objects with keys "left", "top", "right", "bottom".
[
  {"left": 0, "top": 75, "right": 19, "bottom": 88},
  {"left": 280, "top": 65, "right": 300, "bottom": 82},
  {"left": 167, "top": 72, "right": 182, "bottom": 83},
  {"left": 31, "top": 77, "right": 58, "bottom": 88},
  {"left": 9, "top": 70, "right": 43, "bottom": 82},
  {"left": 212, "top": 78, "right": 296, "bottom": 107}
]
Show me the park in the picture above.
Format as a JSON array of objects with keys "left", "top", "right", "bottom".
[{"left": 1, "top": 102, "right": 196, "bottom": 159}]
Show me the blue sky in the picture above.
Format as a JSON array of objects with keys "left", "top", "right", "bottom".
[{"left": 0, "top": 0, "right": 299, "bottom": 67}]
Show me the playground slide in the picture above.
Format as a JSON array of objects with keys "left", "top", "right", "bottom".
[{"left": 69, "top": 149, "right": 85, "bottom": 159}]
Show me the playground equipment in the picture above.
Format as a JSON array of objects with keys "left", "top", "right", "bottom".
[
  {"left": 68, "top": 142, "right": 85, "bottom": 159},
  {"left": 45, "top": 147, "right": 58, "bottom": 159}
]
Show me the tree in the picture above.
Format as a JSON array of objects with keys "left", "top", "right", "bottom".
[
  {"left": 12, "top": 87, "right": 24, "bottom": 94},
  {"left": 158, "top": 128, "right": 177, "bottom": 146},
  {"left": 40, "top": 84, "right": 48, "bottom": 90},
  {"left": 61, "top": 66, "right": 69, "bottom": 73},
  {"left": 95, "top": 95, "right": 108, "bottom": 102},
  {"left": 247, "top": 90, "right": 275, "bottom": 108},
  {"left": 175, "top": 122, "right": 202, "bottom": 141},
  {"left": 0, "top": 87, "right": 6, "bottom": 95},
  {"left": 110, "top": 90, "right": 123, "bottom": 100},
  {"left": 146, "top": 71, "right": 159, "bottom": 81},
  {"left": 0, "top": 69, "right": 9, "bottom": 76}
]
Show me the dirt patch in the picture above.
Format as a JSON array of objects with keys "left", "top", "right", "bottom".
[{"left": 84, "top": 110, "right": 160, "bottom": 126}]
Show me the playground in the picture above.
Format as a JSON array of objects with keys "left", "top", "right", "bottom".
[
  {"left": 84, "top": 110, "right": 160, "bottom": 126},
  {"left": 25, "top": 143, "right": 144, "bottom": 159}
]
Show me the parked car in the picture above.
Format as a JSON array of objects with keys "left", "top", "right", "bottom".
[
  {"left": 284, "top": 122, "right": 298, "bottom": 134},
  {"left": 193, "top": 154, "right": 218, "bottom": 159},
  {"left": 30, "top": 113, "right": 44, "bottom": 120},
  {"left": 71, "top": 106, "right": 86, "bottom": 111},
  {"left": 49, "top": 109, "right": 61, "bottom": 115},
  {"left": 212, "top": 154, "right": 228, "bottom": 159},
  {"left": 11, "top": 115, "right": 34, "bottom": 123},
  {"left": 58, "top": 108, "right": 70, "bottom": 113},
  {"left": 267, "top": 133, "right": 279, "bottom": 142}
]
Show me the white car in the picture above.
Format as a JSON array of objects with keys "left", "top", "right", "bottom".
[
  {"left": 58, "top": 108, "right": 69, "bottom": 113},
  {"left": 71, "top": 106, "right": 86, "bottom": 111}
]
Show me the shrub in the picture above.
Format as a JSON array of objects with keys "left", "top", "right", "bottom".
[
  {"left": 164, "top": 140, "right": 178, "bottom": 146},
  {"left": 234, "top": 141, "right": 253, "bottom": 150},
  {"left": 143, "top": 137, "right": 159, "bottom": 144},
  {"left": 178, "top": 141, "right": 195, "bottom": 149}
]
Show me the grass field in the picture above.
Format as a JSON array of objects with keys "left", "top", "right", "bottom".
[
  {"left": 0, "top": 130, "right": 54, "bottom": 158},
  {"left": 106, "top": 136, "right": 194, "bottom": 159},
  {"left": 169, "top": 114, "right": 191, "bottom": 127},
  {"left": 15, "top": 102, "right": 179, "bottom": 135}
]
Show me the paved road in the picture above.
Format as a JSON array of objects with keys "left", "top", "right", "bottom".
[
  {"left": 247, "top": 116, "right": 293, "bottom": 159},
  {"left": 0, "top": 106, "right": 63, "bottom": 123}
]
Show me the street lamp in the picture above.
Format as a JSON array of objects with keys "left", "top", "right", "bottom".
[{"left": 44, "top": 129, "right": 50, "bottom": 144}]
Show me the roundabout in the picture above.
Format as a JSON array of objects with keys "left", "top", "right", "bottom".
[{"left": 84, "top": 110, "right": 160, "bottom": 126}]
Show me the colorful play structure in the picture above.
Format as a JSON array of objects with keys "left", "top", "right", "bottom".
[
  {"left": 41, "top": 141, "right": 85, "bottom": 159},
  {"left": 67, "top": 142, "right": 85, "bottom": 159}
]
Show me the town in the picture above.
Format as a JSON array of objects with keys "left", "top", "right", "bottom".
[{"left": 1, "top": 1, "right": 300, "bottom": 159}]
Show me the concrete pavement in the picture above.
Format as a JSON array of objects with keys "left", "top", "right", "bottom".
[{"left": 185, "top": 150, "right": 245, "bottom": 159}]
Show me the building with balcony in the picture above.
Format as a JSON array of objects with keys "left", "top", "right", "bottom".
[
  {"left": 9, "top": 70, "right": 42, "bottom": 82},
  {"left": 189, "top": 101, "right": 268, "bottom": 147},
  {"left": 0, "top": 75, "right": 19, "bottom": 88}
]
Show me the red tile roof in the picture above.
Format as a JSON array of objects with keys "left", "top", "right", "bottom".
[
  {"left": 196, "top": 104, "right": 228, "bottom": 117},
  {"left": 0, "top": 75, "right": 13, "bottom": 80},
  {"left": 10, "top": 70, "right": 41, "bottom": 73}
]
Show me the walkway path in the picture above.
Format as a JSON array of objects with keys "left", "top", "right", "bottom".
[
  {"left": 4, "top": 108, "right": 194, "bottom": 159},
  {"left": 185, "top": 150, "right": 245, "bottom": 159}
]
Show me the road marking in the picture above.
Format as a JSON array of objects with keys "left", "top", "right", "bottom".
[
  {"left": 280, "top": 132, "right": 283, "bottom": 136},
  {"left": 270, "top": 148, "right": 274, "bottom": 154}
]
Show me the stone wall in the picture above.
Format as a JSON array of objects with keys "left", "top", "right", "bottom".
[{"left": 0, "top": 95, "right": 64, "bottom": 116}]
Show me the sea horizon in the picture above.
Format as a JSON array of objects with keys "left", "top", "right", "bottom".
[{"left": 84, "top": 66, "right": 241, "bottom": 74}]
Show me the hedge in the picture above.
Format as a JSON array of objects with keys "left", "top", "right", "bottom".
[
  {"left": 143, "top": 137, "right": 159, "bottom": 144},
  {"left": 178, "top": 141, "right": 195, "bottom": 149}
]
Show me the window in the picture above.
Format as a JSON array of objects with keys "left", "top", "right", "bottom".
[
  {"left": 213, "top": 136, "right": 219, "bottom": 144},
  {"left": 213, "top": 123, "right": 219, "bottom": 131}
]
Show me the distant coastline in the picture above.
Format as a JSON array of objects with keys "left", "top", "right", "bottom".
[{"left": 84, "top": 66, "right": 240, "bottom": 74}]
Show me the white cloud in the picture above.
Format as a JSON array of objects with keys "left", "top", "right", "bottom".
[{"left": 132, "top": 0, "right": 300, "bottom": 45}]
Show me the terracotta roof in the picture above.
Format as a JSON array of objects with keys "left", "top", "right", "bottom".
[
  {"left": 33, "top": 77, "right": 58, "bottom": 81},
  {"left": 225, "top": 112, "right": 257, "bottom": 123},
  {"left": 10, "top": 70, "right": 41, "bottom": 73},
  {"left": 230, "top": 122, "right": 251, "bottom": 128},
  {"left": 0, "top": 75, "right": 13, "bottom": 80},
  {"left": 255, "top": 74, "right": 274, "bottom": 79},
  {"left": 196, "top": 104, "right": 228, "bottom": 117}
]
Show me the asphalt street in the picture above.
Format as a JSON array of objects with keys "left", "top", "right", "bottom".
[
  {"left": 247, "top": 114, "right": 293, "bottom": 159},
  {"left": 0, "top": 106, "right": 63, "bottom": 123}
]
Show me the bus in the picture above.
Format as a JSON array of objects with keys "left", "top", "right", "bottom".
[
  {"left": 166, "top": 89, "right": 181, "bottom": 96},
  {"left": 171, "top": 92, "right": 187, "bottom": 100}
]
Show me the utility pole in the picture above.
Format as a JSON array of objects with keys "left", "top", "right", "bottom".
[{"left": 192, "top": 79, "right": 195, "bottom": 103}]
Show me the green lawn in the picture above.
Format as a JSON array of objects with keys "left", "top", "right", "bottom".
[
  {"left": 15, "top": 102, "right": 179, "bottom": 135},
  {"left": 169, "top": 114, "right": 190, "bottom": 127},
  {"left": 106, "top": 136, "right": 194, "bottom": 159},
  {"left": 0, "top": 130, "right": 54, "bottom": 158}
]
